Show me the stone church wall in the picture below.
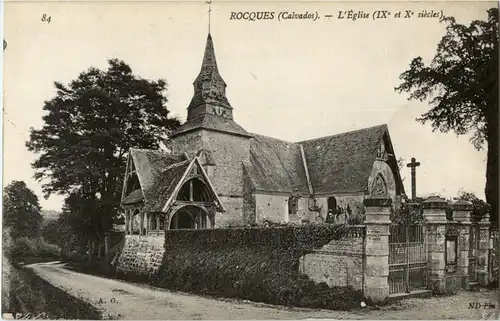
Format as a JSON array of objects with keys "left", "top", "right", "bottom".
[
  {"left": 299, "top": 229, "right": 365, "bottom": 290},
  {"left": 116, "top": 235, "right": 164, "bottom": 276},
  {"left": 171, "top": 131, "right": 204, "bottom": 158},
  {"left": 172, "top": 129, "right": 251, "bottom": 226},
  {"left": 203, "top": 130, "right": 250, "bottom": 197},
  {"left": 316, "top": 192, "right": 365, "bottom": 220},
  {"left": 215, "top": 196, "right": 245, "bottom": 227},
  {"left": 255, "top": 194, "right": 289, "bottom": 224}
]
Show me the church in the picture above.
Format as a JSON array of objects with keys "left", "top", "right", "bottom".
[{"left": 120, "top": 33, "right": 405, "bottom": 235}]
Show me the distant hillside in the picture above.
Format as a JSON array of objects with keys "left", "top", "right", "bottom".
[{"left": 42, "top": 210, "right": 61, "bottom": 219}]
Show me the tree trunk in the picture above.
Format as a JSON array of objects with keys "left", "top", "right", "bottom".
[{"left": 486, "top": 117, "right": 498, "bottom": 227}]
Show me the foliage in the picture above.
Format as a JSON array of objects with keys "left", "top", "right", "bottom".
[
  {"left": 390, "top": 202, "right": 424, "bottom": 224},
  {"left": 26, "top": 59, "right": 181, "bottom": 256},
  {"left": 326, "top": 204, "right": 364, "bottom": 225},
  {"left": 5, "top": 236, "right": 61, "bottom": 260},
  {"left": 3, "top": 181, "right": 44, "bottom": 239},
  {"left": 395, "top": 8, "right": 499, "bottom": 225},
  {"left": 129, "top": 225, "right": 366, "bottom": 311},
  {"left": 41, "top": 210, "right": 87, "bottom": 258},
  {"left": 456, "top": 190, "right": 491, "bottom": 222},
  {"left": 3, "top": 260, "right": 102, "bottom": 319}
]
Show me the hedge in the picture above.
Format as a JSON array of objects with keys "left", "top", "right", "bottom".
[{"left": 151, "top": 224, "right": 365, "bottom": 310}]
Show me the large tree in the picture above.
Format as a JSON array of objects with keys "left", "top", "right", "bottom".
[
  {"left": 395, "top": 8, "right": 498, "bottom": 225},
  {"left": 3, "top": 181, "right": 44, "bottom": 239},
  {"left": 27, "top": 59, "right": 180, "bottom": 257}
]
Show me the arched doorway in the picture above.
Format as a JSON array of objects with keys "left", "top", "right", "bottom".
[
  {"left": 327, "top": 196, "right": 337, "bottom": 212},
  {"left": 169, "top": 205, "right": 209, "bottom": 230}
]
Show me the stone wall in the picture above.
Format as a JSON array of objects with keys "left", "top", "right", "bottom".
[
  {"left": 368, "top": 160, "right": 397, "bottom": 202},
  {"left": 172, "top": 129, "right": 251, "bottom": 226},
  {"left": 215, "top": 196, "right": 245, "bottom": 227},
  {"left": 315, "top": 192, "right": 365, "bottom": 220},
  {"left": 204, "top": 130, "right": 251, "bottom": 197},
  {"left": 116, "top": 235, "right": 164, "bottom": 275},
  {"left": 255, "top": 194, "right": 289, "bottom": 224},
  {"left": 171, "top": 131, "right": 204, "bottom": 159},
  {"left": 299, "top": 228, "right": 365, "bottom": 290}
]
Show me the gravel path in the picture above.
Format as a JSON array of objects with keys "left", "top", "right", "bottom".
[{"left": 27, "top": 262, "right": 498, "bottom": 320}]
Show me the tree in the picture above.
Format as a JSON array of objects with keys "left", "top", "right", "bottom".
[
  {"left": 3, "top": 181, "right": 43, "bottom": 239},
  {"left": 26, "top": 59, "right": 181, "bottom": 258},
  {"left": 395, "top": 8, "right": 498, "bottom": 225},
  {"left": 456, "top": 190, "right": 491, "bottom": 223}
]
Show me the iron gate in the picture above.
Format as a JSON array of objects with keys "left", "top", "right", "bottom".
[
  {"left": 389, "top": 224, "right": 428, "bottom": 294},
  {"left": 469, "top": 224, "right": 480, "bottom": 283}
]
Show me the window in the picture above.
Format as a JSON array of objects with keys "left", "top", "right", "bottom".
[
  {"left": 202, "top": 81, "right": 210, "bottom": 91},
  {"left": 446, "top": 236, "right": 458, "bottom": 265}
]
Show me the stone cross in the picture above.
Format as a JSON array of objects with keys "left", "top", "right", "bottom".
[{"left": 406, "top": 157, "right": 421, "bottom": 201}]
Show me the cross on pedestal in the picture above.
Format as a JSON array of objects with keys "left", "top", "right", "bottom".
[{"left": 406, "top": 157, "right": 421, "bottom": 201}]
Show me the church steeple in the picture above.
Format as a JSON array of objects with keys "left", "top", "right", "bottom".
[{"left": 187, "top": 34, "right": 233, "bottom": 120}]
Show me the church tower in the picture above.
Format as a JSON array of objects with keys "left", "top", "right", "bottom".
[
  {"left": 186, "top": 33, "right": 233, "bottom": 121},
  {"left": 170, "top": 33, "right": 253, "bottom": 227}
]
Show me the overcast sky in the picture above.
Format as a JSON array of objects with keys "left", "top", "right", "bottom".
[{"left": 4, "top": 1, "right": 494, "bottom": 211}]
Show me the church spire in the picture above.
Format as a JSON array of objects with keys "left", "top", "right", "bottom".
[{"left": 187, "top": 33, "right": 233, "bottom": 120}]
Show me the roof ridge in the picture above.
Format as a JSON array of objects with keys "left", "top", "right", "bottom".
[
  {"left": 130, "top": 147, "right": 177, "bottom": 155},
  {"left": 296, "top": 124, "right": 387, "bottom": 144},
  {"left": 250, "top": 133, "right": 297, "bottom": 145},
  {"left": 161, "top": 159, "right": 190, "bottom": 173}
]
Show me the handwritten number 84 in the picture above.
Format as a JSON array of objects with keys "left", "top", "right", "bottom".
[{"left": 41, "top": 14, "right": 51, "bottom": 23}]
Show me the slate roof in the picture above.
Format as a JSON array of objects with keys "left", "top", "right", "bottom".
[
  {"left": 298, "top": 124, "right": 388, "bottom": 194},
  {"left": 129, "top": 149, "right": 187, "bottom": 204},
  {"left": 142, "top": 160, "right": 191, "bottom": 212},
  {"left": 170, "top": 114, "right": 253, "bottom": 138},
  {"left": 246, "top": 134, "right": 309, "bottom": 193},
  {"left": 188, "top": 34, "right": 232, "bottom": 110},
  {"left": 122, "top": 188, "right": 144, "bottom": 205}
]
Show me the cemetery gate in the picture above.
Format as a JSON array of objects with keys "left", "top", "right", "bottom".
[
  {"left": 388, "top": 224, "right": 428, "bottom": 294},
  {"left": 469, "top": 223, "right": 480, "bottom": 283}
]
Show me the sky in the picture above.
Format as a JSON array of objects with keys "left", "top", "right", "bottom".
[{"left": 3, "top": 1, "right": 494, "bottom": 211}]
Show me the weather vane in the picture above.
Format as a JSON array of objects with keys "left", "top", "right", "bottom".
[{"left": 206, "top": 1, "right": 212, "bottom": 33}]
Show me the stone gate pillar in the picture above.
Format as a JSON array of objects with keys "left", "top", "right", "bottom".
[
  {"left": 478, "top": 213, "right": 491, "bottom": 286},
  {"left": 422, "top": 196, "right": 448, "bottom": 294},
  {"left": 363, "top": 198, "right": 392, "bottom": 302},
  {"left": 451, "top": 199, "right": 473, "bottom": 290}
]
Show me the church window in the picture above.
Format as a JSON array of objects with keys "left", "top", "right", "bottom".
[
  {"left": 202, "top": 81, "right": 210, "bottom": 91},
  {"left": 371, "top": 174, "right": 388, "bottom": 198}
]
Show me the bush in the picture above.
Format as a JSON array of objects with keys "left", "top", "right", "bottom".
[
  {"left": 5, "top": 237, "right": 61, "bottom": 260},
  {"left": 150, "top": 225, "right": 365, "bottom": 311}
]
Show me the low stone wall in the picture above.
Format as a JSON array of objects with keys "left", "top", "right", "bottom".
[
  {"left": 116, "top": 235, "right": 164, "bottom": 275},
  {"left": 299, "top": 226, "right": 365, "bottom": 290}
]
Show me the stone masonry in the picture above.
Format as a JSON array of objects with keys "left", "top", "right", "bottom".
[
  {"left": 451, "top": 199, "right": 473, "bottom": 290},
  {"left": 117, "top": 235, "right": 165, "bottom": 276},
  {"left": 422, "top": 196, "right": 448, "bottom": 294},
  {"left": 299, "top": 230, "right": 365, "bottom": 290},
  {"left": 477, "top": 213, "right": 491, "bottom": 286},
  {"left": 363, "top": 198, "right": 392, "bottom": 302}
]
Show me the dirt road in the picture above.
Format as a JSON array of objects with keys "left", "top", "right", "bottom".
[{"left": 27, "top": 262, "right": 498, "bottom": 320}]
